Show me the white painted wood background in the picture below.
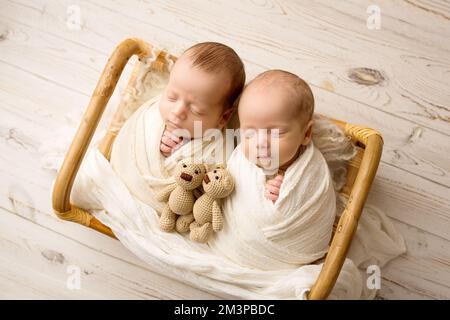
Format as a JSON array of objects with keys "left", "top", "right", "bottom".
[{"left": 0, "top": 0, "right": 449, "bottom": 299}]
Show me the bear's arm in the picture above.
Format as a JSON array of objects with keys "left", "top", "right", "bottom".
[
  {"left": 212, "top": 200, "right": 223, "bottom": 232},
  {"left": 155, "top": 183, "right": 177, "bottom": 202},
  {"left": 193, "top": 188, "right": 203, "bottom": 199}
]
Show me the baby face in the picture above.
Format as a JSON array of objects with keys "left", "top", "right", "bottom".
[
  {"left": 159, "top": 56, "right": 232, "bottom": 139},
  {"left": 238, "top": 85, "right": 312, "bottom": 171}
]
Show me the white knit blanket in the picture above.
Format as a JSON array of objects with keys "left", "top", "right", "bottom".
[{"left": 46, "top": 96, "right": 406, "bottom": 299}]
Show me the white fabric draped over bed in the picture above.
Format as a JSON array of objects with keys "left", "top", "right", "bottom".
[{"left": 53, "top": 95, "right": 407, "bottom": 299}]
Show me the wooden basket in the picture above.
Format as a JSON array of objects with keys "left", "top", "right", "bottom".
[{"left": 51, "top": 38, "right": 383, "bottom": 300}]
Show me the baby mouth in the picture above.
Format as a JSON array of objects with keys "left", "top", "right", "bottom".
[
  {"left": 257, "top": 156, "right": 272, "bottom": 166},
  {"left": 180, "top": 173, "right": 193, "bottom": 182},
  {"left": 257, "top": 155, "right": 271, "bottom": 161}
]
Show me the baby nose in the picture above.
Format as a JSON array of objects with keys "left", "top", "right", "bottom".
[
  {"left": 172, "top": 101, "right": 188, "bottom": 120},
  {"left": 256, "top": 130, "right": 269, "bottom": 148}
]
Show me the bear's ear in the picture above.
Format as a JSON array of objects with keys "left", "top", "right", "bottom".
[
  {"left": 204, "top": 163, "right": 212, "bottom": 172},
  {"left": 204, "top": 163, "right": 218, "bottom": 172},
  {"left": 215, "top": 163, "right": 226, "bottom": 170},
  {"left": 222, "top": 174, "right": 235, "bottom": 193},
  {"left": 206, "top": 163, "right": 225, "bottom": 172},
  {"left": 186, "top": 157, "right": 197, "bottom": 165},
  {"left": 178, "top": 158, "right": 189, "bottom": 167},
  {"left": 176, "top": 160, "right": 185, "bottom": 171}
]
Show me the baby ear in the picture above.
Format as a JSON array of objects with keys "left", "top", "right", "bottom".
[
  {"left": 219, "top": 107, "right": 235, "bottom": 129},
  {"left": 302, "top": 120, "right": 314, "bottom": 146}
]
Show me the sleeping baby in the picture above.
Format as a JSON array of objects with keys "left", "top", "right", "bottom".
[
  {"left": 238, "top": 69, "right": 314, "bottom": 203},
  {"left": 158, "top": 42, "right": 246, "bottom": 157},
  {"left": 109, "top": 42, "right": 245, "bottom": 218},
  {"left": 207, "top": 69, "right": 336, "bottom": 270}
]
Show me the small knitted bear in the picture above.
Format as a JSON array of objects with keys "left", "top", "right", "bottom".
[
  {"left": 190, "top": 164, "right": 235, "bottom": 243},
  {"left": 156, "top": 159, "right": 206, "bottom": 233}
]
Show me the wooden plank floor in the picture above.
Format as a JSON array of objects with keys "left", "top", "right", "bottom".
[{"left": 0, "top": 0, "right": 449, "bottom": 299}]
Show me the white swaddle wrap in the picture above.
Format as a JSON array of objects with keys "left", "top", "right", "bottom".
[
  {"left": 106, "top": 94, "right": 228, "bottom": 214},
  {"left": 42, "top": 95, "right": 406, "bottom": 299},
  {"left": 209, "top": 142, "right": 336, "bottom": 270}
]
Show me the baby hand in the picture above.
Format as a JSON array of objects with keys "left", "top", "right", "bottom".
[
  {"left": 265, "top": 175, "right": 284, "bottom": 203},
  {"left": 160, "top": 128, "right": 184, "bottom": 157}
]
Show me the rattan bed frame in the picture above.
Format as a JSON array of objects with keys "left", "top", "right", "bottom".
[{"left": 51, "top": 38, "right": 383, "bottom": 300}]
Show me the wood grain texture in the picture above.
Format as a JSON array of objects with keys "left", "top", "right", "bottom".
[{"left": 0, "top": 0, "right": 449, "bottom": 299}]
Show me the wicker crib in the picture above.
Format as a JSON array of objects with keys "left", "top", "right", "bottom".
[{"left": 51, "top": 38, "right": 383, "bottom": 300}]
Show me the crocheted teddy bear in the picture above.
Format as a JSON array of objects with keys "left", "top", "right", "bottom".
[
  {"left": 190, "top": 164, "right": 235, "bottom": 243},
  {"left": 156, "top": 159, "right": 206, "bottom": 233}
]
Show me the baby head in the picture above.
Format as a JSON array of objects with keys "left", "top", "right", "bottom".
[
  {"left": 159, "top": 42, "right": 246, "bottom": 139},
  {"left": 238, "top": 70, "right": 314, "bottom": 172}
]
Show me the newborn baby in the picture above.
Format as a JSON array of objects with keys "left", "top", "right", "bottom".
[
  {"left": 108, "top": 42, "right": 244, "bottom": 216},
  {"left": 158, "top": 42, "right": 246, "bottom": 157},
  {"left": 208, "top": 70, "right": 335, "bottom": 270},
  {"left": 238, "top": 70, "right": 315, "bottom": 203}
]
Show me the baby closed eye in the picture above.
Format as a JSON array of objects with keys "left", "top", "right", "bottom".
[{"left": 190, "top": 106, "right": 205, "bottom": 116}]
